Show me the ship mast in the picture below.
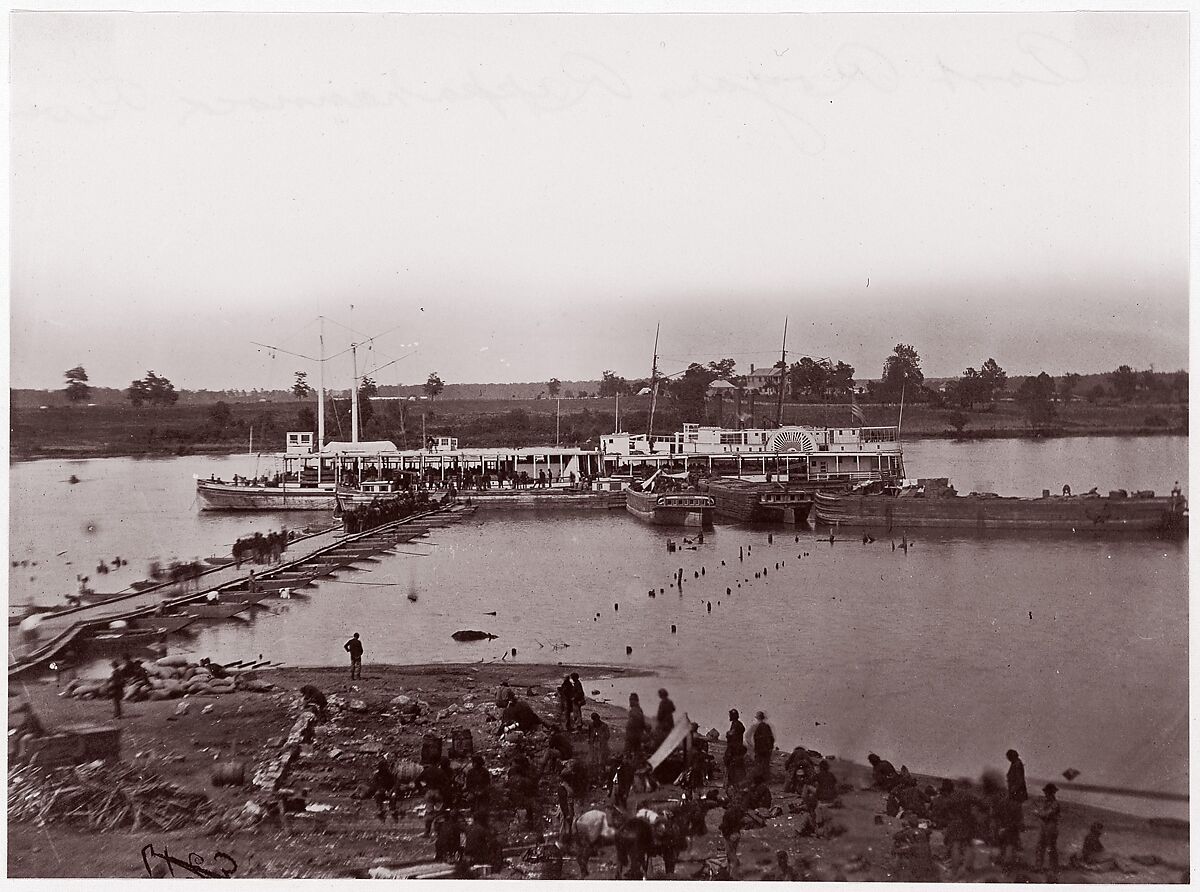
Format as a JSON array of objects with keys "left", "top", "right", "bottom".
[
  {"left": 775, "top": 316, "right": 788, "bottom": 428},
  {"left": 647, "top": 323, "right": 661, "bottom": 441},
  {"left": 350, "top": 341, "right": 360, "bottom": 443},
  {"left": 317, "top": 316, "right": 326, "bottom": 449}
]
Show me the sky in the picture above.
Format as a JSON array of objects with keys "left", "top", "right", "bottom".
[{"left": 8, "top": 10, "right": 1190, "bottom": 392}]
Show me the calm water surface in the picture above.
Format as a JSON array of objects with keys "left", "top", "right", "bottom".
[{"left": 8, "top": 436, "right": 1188, "bottom": 813}]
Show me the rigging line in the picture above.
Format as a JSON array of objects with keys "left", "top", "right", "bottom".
[
  {"left": 321, "top": 316, "right": 376, "bottom": 340},
  {"left": 250, "top": 341, "right": 322, "bottom": 363},
  {"left": 363, "top": 350, "right": 419, "bottom": 379},
  {"left": 263, "top": 316, "right": 321, "bottom": 355}
]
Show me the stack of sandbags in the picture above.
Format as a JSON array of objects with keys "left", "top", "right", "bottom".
[{"left": 61, "top": 657, "right": 267, "bottom": 703}]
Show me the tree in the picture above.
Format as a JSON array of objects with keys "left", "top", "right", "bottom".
[
  {"left": 1109, "top": 365, "right": 1139, "bottom": 401},
  {"left": 1016, "top": 371, "right": 1057, "bottom": 429},
  {"left": 128, "top": 379, "right": 151, "bottom": 407},
  {"left": 706, "top": 358, "right": 738, "bottom": 381},
  {"left": 128, "top": 371, "right": 178, "bottom": 407},
  {"left": 944, "top": 410, "right": 970, "bottom": 436},
  {"left": 668, "top": 363, "right": 719, "bottom": 420},
  {"left": 547, "top": 378, "right": 561, "bottom": 398},
  {"left": 598, "top": 370, "right": 629, "bottom": 398},
  {"left": 881, "top": 344, "right": 924, "bottom": 402},
  {"left": 424, "top": 372, "right": 445, "bottom": 400},
  {"left": 827, "top": 361, "right": 856, "bottom": 398},
  {"left": 208, "top": 401, "right": 233, "bottom": 428},
  {"left": 788, "top": 357, "right": 827, "bottom": 400},
  {"left": 64, "top": 366, "right": 91, "bottom": 403},
  {"left": 360, "top": 376, "right": 379, "bottom": 398},
  {"left": 1060, "top": 372, "right": 1082, "bottom": 403},
  {"left": 979, "top": 358, "right": 1007, "bottom": 403},
  {"left": 296, "top": 406, "right": 316, "bottom": 433},
  {"left": 292, "top": 371, "right": 313, "bottom": 399}
]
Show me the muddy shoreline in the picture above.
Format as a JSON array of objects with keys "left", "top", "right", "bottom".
[{"left": 8, "top": 662, "right": 1188, "bottom": 881}]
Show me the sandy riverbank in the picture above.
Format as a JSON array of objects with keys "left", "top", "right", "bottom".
[{"left": 7, "top": 663, "right": 1189, "bottom": 881}]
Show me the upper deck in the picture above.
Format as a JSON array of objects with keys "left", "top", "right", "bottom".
[{"left": 601, "top": 423, "right": 902, "bottom": 458}]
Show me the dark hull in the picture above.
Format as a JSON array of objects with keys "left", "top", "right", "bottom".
[
  {"left": 699, "top": 478, "right": 815, "bottom": 525},
  {"left": 814, "top": 492, "right": 1187, "bottom": 534},
  {"left": 625, "top": 487, "right": 714, "bottom": 528}
]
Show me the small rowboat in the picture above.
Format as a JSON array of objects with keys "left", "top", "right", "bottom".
[
  {"left": 204, "top": 556, "right": 236, "bottom": 567},
  {"left": 83, "top": 615, "right": 197, "bottom": 644},
  {"left": 130, "top": 580, "right": 161, "bottom": 592},
  {"left": 228, "top": 578, "right": 303, "bottom": 593},
  {"left": 185, "top": 602, "right": 258, "bottom": 620}
]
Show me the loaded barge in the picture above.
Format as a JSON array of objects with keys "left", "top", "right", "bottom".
[
  {"left": 625, "top": 471, "right": 714, "bottom": 527},
  {"left": 698, "top": 477, "right": 817, "bottom": 525},
  {"left": 815, "top": 478, "right": 1188, "bottom": 535}
]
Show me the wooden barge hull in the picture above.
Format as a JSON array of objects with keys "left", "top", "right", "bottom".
[
  {"left": 814, "top": 493, "right": 1187, "bottom": 533},
  {"left": 625, "top": 488, "right": 714, "bottom": 528},
  {"left": 196, "top": 480, "right": 336, "bottom": 511},
  {"left": 699, "top": 478, "right": 815, "bottom": 525}
]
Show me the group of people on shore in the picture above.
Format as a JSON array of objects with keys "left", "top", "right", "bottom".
[{"left": 354, "top": 665, "right": 1082, "bottom": 882}]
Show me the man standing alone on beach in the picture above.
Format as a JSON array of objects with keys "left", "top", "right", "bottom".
[{"left": 344, "top": 632, "right": 364, "bottom": 679}]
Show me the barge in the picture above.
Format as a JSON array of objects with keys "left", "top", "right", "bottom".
[
  {"left": 625, "top": 471, "right": 714, "bottom": 527},
  {"left": 698, "top": 476, "right": 816, "bottom": 525},
  {"left": 814, "top": 478, "right": 1188, "bottom": 535}
]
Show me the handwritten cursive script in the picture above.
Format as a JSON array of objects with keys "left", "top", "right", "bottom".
[
  {"left": 933, "top": 31, "right": 1089, "bottom": 90},
  {"left": 660, "top": 43, "right": 899, "bottom": 156},
  {"left": 141, "top": 843, "right": 237, "bottom": 879}
]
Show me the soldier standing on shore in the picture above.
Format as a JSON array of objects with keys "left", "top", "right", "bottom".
[
  {"left": 588, "top": 713, "right": 610, "bottom": 772},
  {"left": 1006, "top": 749, "right": 1028, "bottom": 849},
  {"left": 747, "top": 711, "right": 775, "bottom": 782},
  {"left": 655, "top": 688, "right": 676, "bottom": 744},
  {"left": 344, "top": 632, "right": 364, "bottom": 679},
  {"left": 724, "top": 708, "right": 747, "bottom": 789},
  {"left": 107, "top": 660, "right": 126, "bottom": 719},
  {"left": 625, "top": 693, "right": 646, "bottom": 757},
  {"left": 1034, "top": 783, "right": 1061, "bottom": 879}
]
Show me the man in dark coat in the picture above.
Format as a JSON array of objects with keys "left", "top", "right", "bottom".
[
  {"left": 724, "top": 708, "right": 747, "bottom": 789},
  {"left": 625, "top": 693, "right": 647, "bottom": 756},
  {"left": 344, "top": 632, "right": 364, "bottom": 679},
  {"left": 655, "top": 689, "right": 676, "bottom": 743},
  {"left": 868, "top": 753, "right": 900, "bottom": 790},
  {"left": 108, "top": 660, "right": 126, "bottom": 719},
  {"left": 1006, "top": 748, "right": 1028, "bottom": 850},
  {"left": 750, "top": 711, "right": 775, "bottom": 782},
  {"left": 569, "top": 673, "right": 586, "bottom": 729},
  {"left": 1006, "top": 749, "right": 1028, "bottom": 801}
]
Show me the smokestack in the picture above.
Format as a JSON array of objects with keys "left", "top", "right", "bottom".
[{"left": 750, "top": 364, "right": 755, "bottom": 373}]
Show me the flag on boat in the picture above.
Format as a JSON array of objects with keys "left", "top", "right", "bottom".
[{"left": 850, "top": 392, "right": 865, "bottom": 425}]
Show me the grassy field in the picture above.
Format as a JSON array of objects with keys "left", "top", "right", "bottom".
[{"left": 9, "top": 396, "right": 1187, "bottom": 461}]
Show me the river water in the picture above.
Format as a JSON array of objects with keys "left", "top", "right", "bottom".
[{"left": 8, "top": 436, "right": 1188, "bottom": 815}]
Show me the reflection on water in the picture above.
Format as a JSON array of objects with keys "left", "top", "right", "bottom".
[{"left": 8, "top": 436, "right": 1188, "bottom": 816}]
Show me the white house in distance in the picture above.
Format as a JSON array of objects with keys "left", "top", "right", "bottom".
[{"left": 741, "top": 364, "right": 783, "bottom": 394}]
